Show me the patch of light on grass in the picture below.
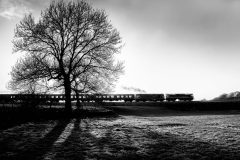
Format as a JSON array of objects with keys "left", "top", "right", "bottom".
[
  {"left": 53, "top": 119, "right": 76, "bottom": 144},
  {"left": 43, "top": 119, "right": 76, "bottom": 160},
  {"left": 90, "top": 129, "right": 106, "bottom": 138},
  {"left": 80, "top": 119, "right": 89, "bottom": 128}
]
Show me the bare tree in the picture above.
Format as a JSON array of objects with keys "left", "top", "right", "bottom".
[{"left": 10, "top": 0, "right": 123, "bottom": 112}]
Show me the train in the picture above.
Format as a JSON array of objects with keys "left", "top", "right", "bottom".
[{"left": 0, "top": 93, "right": 194, "bottom": 103}]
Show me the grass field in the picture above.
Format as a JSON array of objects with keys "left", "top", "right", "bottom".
[{"left": 1, "top": 105, "right": 240, "bottom": 159}]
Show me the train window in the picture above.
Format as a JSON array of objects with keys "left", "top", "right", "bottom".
[{"left": 111, "top": 96, "right": 114, "bottom": 98}]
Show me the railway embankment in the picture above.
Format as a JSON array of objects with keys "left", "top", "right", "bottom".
[
  {"left": 102, "top": 101, "right": 240, "bottom": 116},
  {"left": 101, "top": 101, "right": 240, "bottom": 110}
]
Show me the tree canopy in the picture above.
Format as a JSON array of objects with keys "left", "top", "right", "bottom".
[{"left": 9, "top": 0, "right": 123, "bottom": 112}]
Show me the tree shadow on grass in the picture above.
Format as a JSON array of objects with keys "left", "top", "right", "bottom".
[
  {"left": 1, "top": 119, "right": 71, "bottom": 160},
  {"left": 53, "top": 118, "right": 123, "bottom": 160},
  {"left": 6, "top": 116, "right": 238, "bottom": 160},
  {"left": 53, "top": 118, "right": 87, "bottom": 160},
  {"left": 54, "top": 119, "right": 240, "bottom": 160}
]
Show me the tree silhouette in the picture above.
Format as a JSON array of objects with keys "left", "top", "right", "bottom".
[{"left": 10, "top": 0, "right": 123, "bottom": 112}]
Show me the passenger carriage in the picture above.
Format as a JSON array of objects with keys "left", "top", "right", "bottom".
[{"left": 135, "top": 94, "right": 165, "bottom": 102}]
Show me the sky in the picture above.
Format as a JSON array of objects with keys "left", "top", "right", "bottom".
[{"left": 1, "top": 0, "right": 240, "bottom": 100}]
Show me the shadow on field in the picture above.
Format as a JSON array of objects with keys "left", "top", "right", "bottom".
[
  {"left": 53, "top": 118, "right": 87, "bottom": 160},
  {"left": 1, "top": 117, "right": 240, "bottom": 159},
  {"left": 50, "top": 118, "right": 240, "bottom": 159},
  {"left": 0, "top": 119, "right": 71, "bottom": 160},
  {"left": 53, "top": 118, "right": 142, "bottom": 159}
]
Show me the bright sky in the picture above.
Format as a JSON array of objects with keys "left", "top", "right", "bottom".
[{"left": 1, "top": 0, "right": 240, "bottom": 100}]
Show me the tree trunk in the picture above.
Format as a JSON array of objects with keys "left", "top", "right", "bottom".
[{"left": 64, "top": 78, "right": 72, "bottom": 113}]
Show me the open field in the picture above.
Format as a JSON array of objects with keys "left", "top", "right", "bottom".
[{"left": 1, "top": 104, "right": 240, "bottom": 159}]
